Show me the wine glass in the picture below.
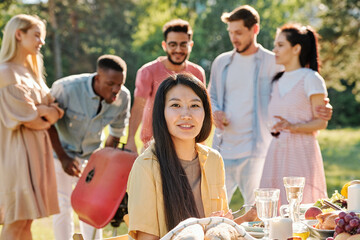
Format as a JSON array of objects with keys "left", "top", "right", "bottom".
[
  {"left": 283, "top": 177, "right": 305, "bottom": 223},
  {"left": 214, "top": 111, "right": 231, "bottom": 151},
  {"left": 283, "top": 177, "right": 309, "bottom": 239},
  {"left": 267, "top": 116, "right": 281, "bottom": 138},
  {"left": 254, "top": 188, "right": 280, "bottom": 240}
]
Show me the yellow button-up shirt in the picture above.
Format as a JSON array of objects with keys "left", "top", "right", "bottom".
[{"left": 127, "top": 143, "right": 229, "bottom": 239}]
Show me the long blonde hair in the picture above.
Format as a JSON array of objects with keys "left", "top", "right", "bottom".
[{"left": 0, "top": 14, "right": 46, "bottom": 84}]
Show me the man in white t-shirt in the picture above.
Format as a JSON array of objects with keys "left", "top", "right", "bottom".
[{"left": 208, "top": 5, "right": 332, "bottom": 205}]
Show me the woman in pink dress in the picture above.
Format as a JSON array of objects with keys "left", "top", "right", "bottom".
[
  {"left": 260, "top": 24, "right": 328, "bottom": 206},
  {"left": 0, "top": 15, "right": 63, "bottom": 239}
]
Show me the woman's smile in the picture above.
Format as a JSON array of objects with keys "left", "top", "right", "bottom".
[{"left": 164, "top": 84, "right": 205, "bottom": 144}]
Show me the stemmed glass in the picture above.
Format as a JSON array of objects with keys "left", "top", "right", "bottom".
[
  {"left": 254, "top": 188, "right": 280, "bottom": 240},
  {"left": 214, "top": 112, "right": 231, "bottom": 151},
  {"left": 283, "top": 177, "right": 305, "bottom": 223},
  {"left": 283, "top": 177, "right": 309, "bottom": 239},
  {"left": 267, "top": 116, "right": 280, "bottom": 138}
]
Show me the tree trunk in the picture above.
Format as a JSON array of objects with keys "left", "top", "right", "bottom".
[{"left": 48, "top": 0, "right": 63, "bottom": 79}]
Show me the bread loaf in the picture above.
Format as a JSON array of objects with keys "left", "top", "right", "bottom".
[
  {"left": 171, "top": 224, "right": 204, "bottom": 240},
  {"left": 205, "top": 222, "right": 243, "bottom": 240}
]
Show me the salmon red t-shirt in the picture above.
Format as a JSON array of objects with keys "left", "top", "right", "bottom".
[{"left": 134, "top": 57, "right": 206, "bottom": 145}]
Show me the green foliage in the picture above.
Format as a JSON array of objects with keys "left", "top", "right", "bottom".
[
  {"left": 327, "top": 81, "right": 360, "bottom": 128},
  {"left": 318, "top": 0, "right": 360, "bottom": 101},
  {"left": 318, "top": 128, "right": 360, "bottom": 195},
  {"left": 42, "top": 0, "right": 139, "bottom": 90},
  {"left": 0, "top": 0, "right": 359, "bottom": 126}
]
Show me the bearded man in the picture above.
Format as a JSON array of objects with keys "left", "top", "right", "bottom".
[{"left": 126, "top": 19, "right": 205, "bottom": 152}]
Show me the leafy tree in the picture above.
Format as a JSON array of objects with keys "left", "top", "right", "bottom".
[
  {"left": 328, "top": 81, "right": 360, "bottom": 128},
  {"left": 314, "top": 0, "right": 360, "bottom": 127},
  {"left": 1, "top": 0, "right": 359, "bottom": 127},
  {"left": 42, "top": 0, "right": 139, "bottom": 89},
  {"left": 317, "top": 0, "right": 360, "bottom": 100},
  {"left": 192, "top": 0, "right": 318, "bottom": 83},
  {"left": 131, "top": 0, "right": 202, "bottom": 70}
]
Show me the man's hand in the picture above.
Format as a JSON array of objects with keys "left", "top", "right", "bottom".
[
  {"left": 60, "top": 156, "right": 81, "bottom": 177},
  {"left": 213, "top": 111, "right": 230, "bottom": 130},
  {"left": 316, "top": 98, "right": 333, "bottom": 121}
]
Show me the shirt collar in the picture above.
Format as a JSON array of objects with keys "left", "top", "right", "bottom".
[
  {"left": 87, "top": 73, "right": 99, "bottom": 99},
  {"left": 195, "top": 143, "right": 210, "bottom": 166},
  {"left": 229, "top": 44, "right": 265, "bottom": 62},
  {"left": 157, "top": 56, "right": 189, "bottom": 72}
]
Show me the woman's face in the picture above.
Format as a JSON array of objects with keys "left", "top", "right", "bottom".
[
  {"left": 164, "top": 84, "right": 205, "bottom": 145},
  {"left": 17, "top": 24, "right": 45, "bottom": 56},
  {"left": 273, "top": 32, "right": 297, "bottom": 66}
]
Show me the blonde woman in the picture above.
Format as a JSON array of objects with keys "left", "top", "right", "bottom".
[{"left": 0, "top": 14, "right": 63, "bottom": 239}]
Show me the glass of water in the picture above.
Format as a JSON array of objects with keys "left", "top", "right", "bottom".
[{"left": 254, "top": 188, "right": 280, "bottom": 240}]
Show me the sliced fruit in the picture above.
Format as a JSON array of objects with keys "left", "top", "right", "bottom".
[{"left": 341, "top": 180, "right": 360, "bottom": 198}]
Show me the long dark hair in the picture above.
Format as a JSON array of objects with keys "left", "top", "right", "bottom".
[
  {"left": 273, "top": 23, "right": 320, "bottom": 81},
  {"left": 152, "top": 73, "right": 213, "bottom": 231}
]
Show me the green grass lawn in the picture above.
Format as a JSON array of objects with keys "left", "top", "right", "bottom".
[{"left": 1, "top": 128, "right": 360, "bottom": 238}]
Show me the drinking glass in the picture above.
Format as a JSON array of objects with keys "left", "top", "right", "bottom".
[
  {"left": 254, "top": 188, "right": 280, "bottom": 240},
  {"left": 267, "top": 116, "right": 281, "bottom": 138},
  {"left": 283, "top": 177, "right": 305, "bottom": 223}
]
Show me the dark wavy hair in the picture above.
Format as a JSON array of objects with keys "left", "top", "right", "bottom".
[
  {"left": 273, "top": 23, "right": 320, "bottom": 81},
  {"left": 152, "top": 73, "right": 212, "bottom": 231},
  {"left": 162, "top": 19, "right": 193, "bottom": 41}
]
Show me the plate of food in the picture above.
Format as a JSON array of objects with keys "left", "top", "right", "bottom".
[
  {"left": 240, "top": 221, "right": 264, "bottom": 232},
  {"left": 240, "top": 221, "right": 265, "bottom": 238},
  {"left": 303, "top": 219, "right": 335, "bottom": 239}
]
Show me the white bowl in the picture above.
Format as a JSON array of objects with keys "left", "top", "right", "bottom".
[{"left": 303, "top": 219, "right": 335, "bottom": 240}]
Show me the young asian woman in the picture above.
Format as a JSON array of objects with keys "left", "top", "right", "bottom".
[{"left": 127, "top": 73, "right": 234, "bottom": 240}]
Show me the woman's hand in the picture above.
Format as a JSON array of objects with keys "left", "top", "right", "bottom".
[
  {"left": 234, "top": 206, "right": 259, "bottom": 225},
  {"left": 23, "top": 115, "right": 51, "bottom": 130},
  {"left": 272, "top": 95, "right": 329, "bottom": 134},
  {"left": 137, "top": 231, "right": 159, "bottom": 240},
  {"left": 273, "top": 116, "right": 296, "bottom": 132},
  {"left": 37, "top": 104, "right": 62, "bottom": 125},
  {"left": 210, "top": 210, "right": 234, "bottom": 220}
]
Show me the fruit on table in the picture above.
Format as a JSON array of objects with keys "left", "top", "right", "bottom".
[
  {"left": 331, "top": 234, "right": 360, "bottom": 240},
  {"left": 305, "top": 206, "right": 323, "bottom": 220},
  {"left": 334, "top": 232, "right": 352, "bottom": 240},
  {"left": 341, "top": 180, "right": 360, "bottom": 198},
  {"left": 348, "top": 234, "right": 360, "bottom": 240},
  {"left": 334, "top": 211, "right": 360, "bottom": 239}
]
